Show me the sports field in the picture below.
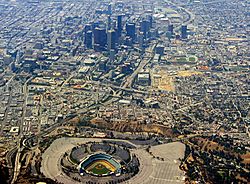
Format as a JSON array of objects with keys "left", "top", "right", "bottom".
[
  {"left": 88, "top": 163, "right": 111, "bottom": 175},
  {"left": 85, "top": 159, "right": 116, "bottom": 175}
]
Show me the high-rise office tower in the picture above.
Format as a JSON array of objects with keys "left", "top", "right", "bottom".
[
  {"left": 138, "top": 31, "right": 144, "bottom": 51},
  {"left": 168, "top": 24, "right": 174, "bottom": 35},
  {"left": 107, "top": 29, "right": 116, "bottom": 51},
  {"left": 85, "top": 31, "right": 92, "bottom": 49},
  {"left": 84, "top": 24, "right": 92, "bottom": 33},
  {"left": 107, "top": 4, "right": 112, "bottom": 15},
  {"left": 107, "top": 16, "right": 112, "bottom": 30},
  {"left": 126, "top": 23, "right": 136, "bottom": 42},
  {"left": 147, "top": 15, "right": 153, "bottom": 28},
  {"left": 99, "top": 59, "right": 107, "bottom": 72},
  {"left": 167, "top": 24, "right": 174, "bottom": 39},
  {"left": 109, "top": 49, "right": 115, "bottom": 62},
  {"left": 181, "top": 25, "right": 187, "bottom": 39},
  {"left": 92, "top": 22, "right": 100, "bottom": 31},
  {"left": 113, "top": 28, "right": 118, "bottom": 43},
  {"left": 140, "top": 20, "right": 150, "bottom": 39},
  {"left": 117, "top": 15, "right": 122, "bottom": 37},
  {"left": 94, "top": 27, "right": 107, "bottom": 51}
]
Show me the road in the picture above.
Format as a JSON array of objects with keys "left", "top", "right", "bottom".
[
  {"left": 164, "top": 0, "right": 195, "bottom": 32},
  {"left": 11, "top": 78, "right": 30, "bottom": 184},
  {"left": 0, "top": 74, "right": 15, "bottom": 136},
  {"left": 1, "top": 88, "right": 12, "bottom": 136},
  {"left": 36, "top": 95, "right": 44, "bottom": 149},
  {"left": 123, "top": 45, "right": 156, "bottom": 89}
]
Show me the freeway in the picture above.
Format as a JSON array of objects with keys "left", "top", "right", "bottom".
[
  {"left": 5, "top": 147, "right": 17, "bottom": 183},
  {"left": 0, "top": 87, "right": 12, "bottom": 136},
  {"left": 201, "top": 0, "right": 227, "bottom": 5},
  {"left": 11, "top": 143, "right": 23, "bottom": 184},
  {"left": 11, "top": 78, "right": 31, "bottom": 184},
  {"left": 0, "top": 74, "right": 16, "bottom": 136},
  {"left": 84, "top": 80, "right": 153, "bottom": 96},
  {"left": 6, "top": 147, "right": 16, "bottom": 169},
  {"left": 123, "top": 44, "right": 157, "bottom": 89},
  {"left": 36, "top": 95, "right": 44, "bottom": 149},
  {"left": 164, "top": 0, "right": 195, "bottom": 32}
]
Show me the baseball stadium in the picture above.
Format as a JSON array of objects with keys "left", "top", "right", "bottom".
[
  {"left": 62, "top": 141, "right": 139, "bottom": 183},
  {"left": 78, "top": 153, "right": 122, "bottom": 176}
]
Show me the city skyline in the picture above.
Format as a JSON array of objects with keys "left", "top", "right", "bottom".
[{"left": 0, "top": 0, "right": 249, "bottom": 183}]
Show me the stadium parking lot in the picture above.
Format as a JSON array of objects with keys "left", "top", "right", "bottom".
[{"left": 41, "top": 138, "right": 185, "bottom": 184}]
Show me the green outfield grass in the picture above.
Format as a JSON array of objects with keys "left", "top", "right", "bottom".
[{"left": 88, "top": 163, "right": 111, "bottom": 175}]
